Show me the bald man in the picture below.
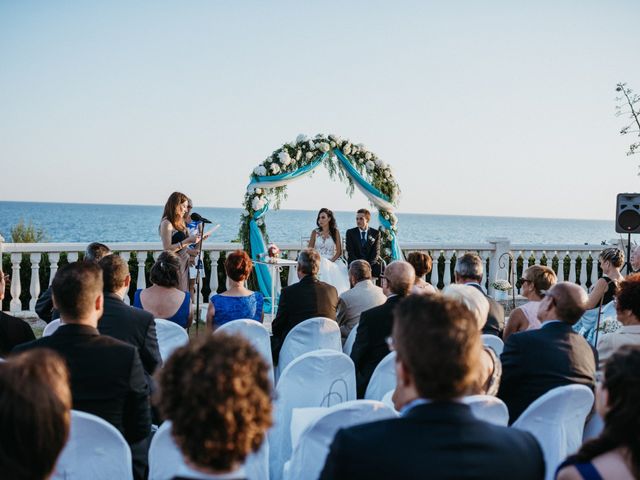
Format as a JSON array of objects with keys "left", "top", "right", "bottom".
[
  {"left": 498, "top": 282, "right": 597, "bottom": 424},
  {"left": 350, "top": 261, "right": 415, "bottom": 398}
]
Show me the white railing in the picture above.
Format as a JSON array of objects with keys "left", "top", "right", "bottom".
[{"left": 0, "top": 237, "right": 610, "bottom": 314}]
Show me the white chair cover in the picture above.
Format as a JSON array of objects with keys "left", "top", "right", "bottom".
[
  {"left": 462, "top": 395, "right": 509, "bottom": 426},
  {"left": 482, "top": 334, "right": 504, "bottom": 355},
  {"left": 582, "top": 412, "right": 604, "bottom": 442},
  {"left": 364, "top": 351, "right": 397, "bottom": 401},
  {"left": 283, "top": 400, "right": 397, "bottom": 480},
  {"left": 148, "top": 420, "right": 267, "bottom": 480},
  {"left": 216, "top": 319, "right": 274, "bottom": 382},
  {"left": 512, "top": 384, "right": 594, "bottom": 480},
  {"left": 276, "top": 317, "right": 341, "bottom": 379},
  {"left": 381, "top": 389, "right": 397, "bottom": 412},
  {"left": 51, "top": 410, "right": 133, "bottom": 480},
  {"left": 342, "top": 323, "right": 358, "bottom": 356},
  {"left": 154, "top": 318, "right": 189, "bottom": 363},
  {"left": 43, "top": 318, "right": 61, "bottom": 337},
  {"left": 269, "top": 349, "right": 356, "bottom": 480}
]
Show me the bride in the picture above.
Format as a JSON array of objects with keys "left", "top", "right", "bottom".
[{"left": 308, "top": 208, "right": 350, "bottom": 295}]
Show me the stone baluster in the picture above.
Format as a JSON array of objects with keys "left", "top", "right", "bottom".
[
  {"left": 136, "top": 251, "right": 148, "bottom": 291},
  {"left": 443, "top": 250, "right": 453, "bottom": 287},
  {"left": 578, "top": 252, "right": 588, "bottom": 290},
  {"left": 209, "top": 251, "right": 220, "bottom": 295},
  {"left": 10, "top": 253, "right": 22, "bottom": 312},
  {"left": 555, "top": 252, "right": 564, "bottom": 281},
  {"left": 152, "top": 250, "right": 161, "bottom": 261},
  {"left": 592, "top": 255, "right": 600, "bottom": 284},
  {"left": 29, "top": 253, "right": 42, "bottom": 311},
  {"left": 48, "top": 253, "right": 60, "bottom": 286},
  {"left": 67, "top": 251, "right": 79, "bottom": 263},
  {"left": 431, "top": 250, "right": 441, "bottom": 288},
  {"left": 568, "top": 252, "right": 579, "bottom": 284},
  {"left": 533, "top": 250, "right": 542, "bottom": 268},
  {"left": 288, "top": 250, "right": 299, "bottom": 286},
  {"left": 120, "top": 251, "right": 131, "bottom": 304}
]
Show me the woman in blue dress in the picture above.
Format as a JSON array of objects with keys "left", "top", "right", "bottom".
[
  {"left": 206, "top": 250, "right": 263, "bottom": 330},
  {"left": 134, "top": 251, "right": 192, "bottom": 328}
]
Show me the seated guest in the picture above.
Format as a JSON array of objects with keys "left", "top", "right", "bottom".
[
  {"left": 320, "top": 295, "right": 545, "bottom": 480},
  {"left": 585, "top": 248, "right": 623, "bottom": 310},
  {"left": 597, "top": 274, "right": 640, "bottom": 370},
  {"left": 336, "top": 260, "right": 386, "bottom": 343},
  {"left": 0, "top": 349, "right": 72, "bottom": 480},
  {"left": 98, "top": 254, "right": 162, "bottom": 382},
  {"left": 271, "top": 249, "right": 339, "bottom": 365},
  {"left": 442, "top": 284, "right": 501, "bottom": 396},
  {"left": 498, "top": 282, "right": 597, "bottom": 424},
  {"left": 13, "top": 262, "right": 151, "bottom": 479},
  {"left": 407, "top": 251, "right": 437, "bottom": 294},
  {"left": 206, "top": 250, "right": 263, "bottom": 330},
  {"left": 557, "top": 345, "right": 640, "bottom": 480},
  {"left": 0, "top": 270, "right": 35, "bottom": 356},
  {"left": 35, "top": 242, "right": 111, "bottom": 323},
  {"left": 351, "top": 260, "right": 414, "bottom": 398},
  {"left": 156, "top": 334, "right": 273, "bottom": 479},
  {"left": 134, "top": 251, "right": 192, "bottom": 329},
  {"left": 455, "top": 252, "right": 504, "bottom": 337},
  {"left": 504, "top": 265, "right": 557, "bottom": 340}
]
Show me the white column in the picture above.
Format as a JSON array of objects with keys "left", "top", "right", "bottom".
[
  {"left": 136, "top": 251, "right": 147, "bottom": 290},
  {"left": 287, "top": 250, "right": 299, "bottom": 286},
  {"left": 10, "top": 253, "right": 22, "bottom": 312},
  {"left": 67, "top": 251, "right": 79, "bottom": 263},
  {"left": 29, "top": 253, "right": 42, "bottom": 311},
  {"left": 443, "top": 250, "right": 453, "bottom": 287},
  {"left": 578, "top": 252, "right": 588, "bottom": 291},
  {"left": 430, "top": 250, "right": 441, "bottom": 288},
  {"left": 480, "top": 250, "right": 490, "bottom": 291},
  {"left": 209, "top": 251, "right": 220, "bottom": 295},
  {"left": 48, "top": 253, "right": 60, "bottom": 286},
  {"left": 120, "top": 251, "right": 131, "bottom": 305},
  {"left": 568, "top": 252, "right": 579, "bottom": 284}
]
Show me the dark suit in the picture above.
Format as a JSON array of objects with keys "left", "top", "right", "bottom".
[
  {"left": 35, "top": 286, "right": 59, "bottom": 323},
  {"left": 270, "top": 275, "right": 339, "bottom": 365},
  {"left": 0, "top": 311, "right": 35, "bottom": 357},
  {"left": 498, "top": 321, "right": 597, "bottom": 424},
  {"left": 320, "top": 402, "right": 545, "bottom": 480},
  {"left": 467, "top": 282, "right": 504, "bottom": 337},
  {"left": 350, "top": 295, "right": 402, "bottom": 398},
  {"left": 98, "top": 292, "right": 162, "bottom": 383},
  {"left": 345, "top": 227, "right": 381, "bottom": 277},
  {"left": 13, "top": 324, "right": 151, "bottom": 443}
]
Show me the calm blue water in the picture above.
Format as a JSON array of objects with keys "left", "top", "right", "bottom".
[{"left": 0, "top": 201, "right": 616, "bottom": 245}]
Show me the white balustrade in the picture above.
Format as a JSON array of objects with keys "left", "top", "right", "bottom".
[
  {"left": 0, "top": 240, "right": 611, "bottom": 314},
  {"left": 119, "top": 251, "right": 131, "bottom": 305}
]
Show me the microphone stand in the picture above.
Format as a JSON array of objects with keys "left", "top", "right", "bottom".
[{"left": 194, "top": 221, "right": 205, "bottom": 335}]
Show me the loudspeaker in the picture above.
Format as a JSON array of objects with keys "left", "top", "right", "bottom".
[{"left": 616, "top": 193, "right": 640, "bottom": 233}]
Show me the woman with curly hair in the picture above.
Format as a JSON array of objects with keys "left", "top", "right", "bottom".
[
  {"left": 597, "top": 273, "right": 640, "bottom": 369},
  {"left": 156, "top": 334, "right": 273, "bottom": 478},
  {"left": 556, "top": 345, "right": 640, "bottom": 479},
  {"left": 308, "top": 207, "right": 350, "bottom": 294}
]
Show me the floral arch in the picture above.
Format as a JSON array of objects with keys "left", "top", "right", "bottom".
[{"left": 239, "top": 134, "right": 402, "bottom": 308}]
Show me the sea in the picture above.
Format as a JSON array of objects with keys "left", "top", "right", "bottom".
[{"left": 0, "top": 201, "right": 618, "bottom": 246}]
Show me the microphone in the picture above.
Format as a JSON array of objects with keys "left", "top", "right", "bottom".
[{"left": 190, "top": 212, "right": 212, "bottom": 224}]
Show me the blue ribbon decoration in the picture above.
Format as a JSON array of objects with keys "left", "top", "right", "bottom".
[
  {"left": 378, "top": 213, "right": 403, "bottom": 261},
  {"left": 333, "top": 149, "right": 392, "bottom": 203},
  {"left": 247, "top": 154, "right": 327, "bottom": 312}
]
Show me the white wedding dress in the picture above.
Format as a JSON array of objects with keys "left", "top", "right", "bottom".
[{"left": 313, "top": 234, "right": 350, "bottom": 295}]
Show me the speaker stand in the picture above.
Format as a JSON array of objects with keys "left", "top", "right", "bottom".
[{"left": 626, "top": 232, "right": 632, "bottom": 275}]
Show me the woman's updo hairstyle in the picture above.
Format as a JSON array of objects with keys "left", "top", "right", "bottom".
[
  {"left": 150, "top": 251, "right": 181, "bottom": 288},
  {"left": 225, "top": 250, "right": 253, "bottom": 282},
  {"left": 599, "top": 247, "right": 624, "bottom": 269}
]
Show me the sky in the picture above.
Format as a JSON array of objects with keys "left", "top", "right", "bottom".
[{"left": 1, "top": 0, "right": 639, "bottom": 220}]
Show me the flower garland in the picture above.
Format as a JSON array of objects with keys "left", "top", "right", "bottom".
[{"left": 239, "top": 134, "right": 401, "bottom": 261}]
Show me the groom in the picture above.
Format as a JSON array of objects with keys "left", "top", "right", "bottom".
[{"left": 346, "top": 209, "right": 382, "bottom": 278}]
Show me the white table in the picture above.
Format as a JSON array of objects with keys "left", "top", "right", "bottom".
[{"left": 255, "top": 258, "right": 298, "bottom": 317}]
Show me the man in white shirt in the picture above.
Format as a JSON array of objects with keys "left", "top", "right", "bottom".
[{"left": 337, "top": 260, "right": 387, "bottom": 343}]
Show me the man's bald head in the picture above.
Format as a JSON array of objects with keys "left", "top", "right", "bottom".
[
  {"left": 544, "top": 282, "right": 588, "bottom": 325},
  {"left": 384, "top": 261, "right": 416, "bottom": 296}
]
